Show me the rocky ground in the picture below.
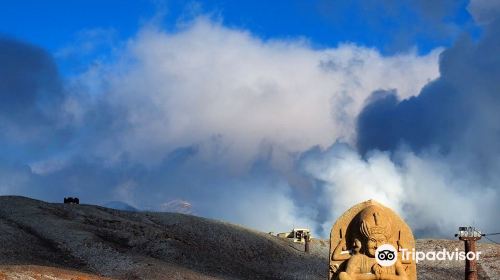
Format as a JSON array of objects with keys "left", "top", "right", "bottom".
[
  {"left": 0, "top": 265, "right": 112, "bottom": 280},
  {"left": 415, "top": 239, "right": 500, "bottom": 280},
  {"left": 0, "top": 196, "right": 498, "bottom": 279}
]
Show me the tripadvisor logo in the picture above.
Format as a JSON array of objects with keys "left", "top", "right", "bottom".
[
  {"left": 374, "top": 243, "right": 482, "bottom": 265},
  {"left": 401, "top": 248, "right": 482, "bottom": 263},
  {"left": 375, "top": 244, "right": 398, "bottom": 266}
]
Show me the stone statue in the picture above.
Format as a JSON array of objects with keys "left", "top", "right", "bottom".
[{"left": 329, "top": 200, "right": 416, "bottom": 280}]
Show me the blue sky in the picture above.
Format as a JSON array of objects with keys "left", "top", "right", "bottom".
[
  {"left": 1, "top": 0, "right": 476, "bottom": 60},
  {"left": 1, "top": 0, "right": 499, "bottom": 238}
]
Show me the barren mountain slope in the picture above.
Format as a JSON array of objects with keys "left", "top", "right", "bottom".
[
  {"left": 0, "top": 196, "right": 325, "bottom": 279},
  {"left": 0, "top": 196, "right": 498, "bottom": 279}
]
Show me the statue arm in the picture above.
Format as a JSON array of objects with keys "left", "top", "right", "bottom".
[
  {"left": 342, "top": 257, "right": 377, "bottom": 280},
  {"left": 332, "top": 238, "right": 350, "bottom": 261}
]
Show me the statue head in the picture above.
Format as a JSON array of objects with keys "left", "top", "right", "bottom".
[{"left": 357, "top": 205, "right": 392, "bottom": 257}]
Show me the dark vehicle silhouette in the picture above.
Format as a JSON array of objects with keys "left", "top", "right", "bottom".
[{"left": 64, "top": 197, "right": 79, "bottom": 204}]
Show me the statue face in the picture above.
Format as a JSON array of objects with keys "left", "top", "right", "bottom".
[{"left": 366, "top": 234, "right": 387, "bottom": 257}]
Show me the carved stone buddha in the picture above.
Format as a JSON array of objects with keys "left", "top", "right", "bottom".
[{"left": 329, "top": 200, "right": 416, "bottom": 280}]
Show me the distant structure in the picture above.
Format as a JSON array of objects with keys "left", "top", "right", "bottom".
[
  {"left": 64, "top": 197, "right": 80, "bottom": 204},
  {"left": 455, "top": 226, "right": 484, "bottom": 280},
  {"left": 276, "top": 228, "right": 311, "bottom": 243},
  {"left": 329, "top": 200, "right": 416, "bottom": 280}
]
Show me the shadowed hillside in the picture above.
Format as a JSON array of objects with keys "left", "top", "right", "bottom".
[
  {"left": 0, "top": 196, "right": 326, "bottom": 279},
  {"left": 0, "top": 196, "right": 498, "bottom": 279}
]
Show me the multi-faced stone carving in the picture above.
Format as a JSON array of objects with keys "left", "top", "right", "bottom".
[{"left": 329, "top": 200, "right": 416, "bottom": 280}]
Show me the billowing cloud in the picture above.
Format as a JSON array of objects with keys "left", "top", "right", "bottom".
[
  {"left": 0, "top": 18, "right": 443, "bottom": 235},
  {"left": 354, "top": 17, "right": 500, "bottom": 235},
  {"left": 3, "top": 12, "right": 499, "bottom": 238},
  {"left": 357, "top": 18, "right": 500, "bottom": 170},
  {"left": 70, "top": 18, "right": 440, "bottom": 170},
  {"left": 300, "top": 143, "right": 498, "bottom": 237}
]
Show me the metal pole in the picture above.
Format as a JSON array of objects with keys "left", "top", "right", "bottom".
[
  {"left": 460, "top": 237, "right": 479, "bottom": 280},
  {"left": 305, "top": 234, "right": 310, "bottom": 253},
  {"left": 456, "top": 226, "right": 483, "bottom": 280}
]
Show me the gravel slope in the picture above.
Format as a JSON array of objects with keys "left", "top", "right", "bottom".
[{"left": 0, "top": 196, "right": 325, "bottom": 279}]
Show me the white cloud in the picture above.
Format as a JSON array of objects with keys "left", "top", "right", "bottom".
[
  {"left": 57, "top": 17, "right": 450, "bottom": 234},
  {"left": 75, "top": 17, "right": 441, "bottom": 172},
  {"left": 301, "top": 144, "right": 499, "bottom": 236}
]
